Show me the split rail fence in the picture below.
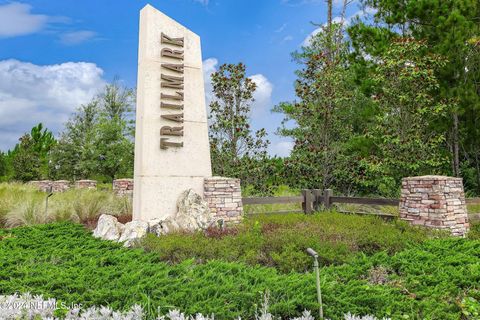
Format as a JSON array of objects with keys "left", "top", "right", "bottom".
[{"left": 242, "top": 189, "right": 480, "bottom": 220}]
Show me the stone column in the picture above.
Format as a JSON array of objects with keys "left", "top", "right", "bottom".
[
  {"left": 400, "top": 175, "right": 469, "bottom": 236},
  {"left": 75, "top": 180, "right": 97, "bottom": 190},
  {"left": 29, "top": 180, "right": 52, "bottom": 193},
  {"left": 51, "top": 180, "right": 70, "bottom": 193},
  {"left": 204, "top": 177, "right": 243, "bottom": 224},
  {"left": 113, "top": 179, "right": 134, "bottom": 196}
]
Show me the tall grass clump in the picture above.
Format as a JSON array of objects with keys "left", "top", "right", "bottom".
[
  {"left": 0, "top": 183, "right": 45, "bottom": 226},
  {"left": 5, "top": 199, "right": 50, "bottom": 227},
  {"left": 0, "top": 183, "right": 131, "bottom": 228}
]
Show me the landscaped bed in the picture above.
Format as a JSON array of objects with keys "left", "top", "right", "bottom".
[{"left": 1, "top": 214, "right": 480, "bottom": 319}]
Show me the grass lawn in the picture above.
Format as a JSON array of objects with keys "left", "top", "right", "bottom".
[{"left": 1, "top": 214, "right": 480, "bottom": 319}]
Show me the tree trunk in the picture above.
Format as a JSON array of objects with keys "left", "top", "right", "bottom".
[
  {"left": 326, "top": 0, "right": 333, "bottom": 62},
  {"left": 327, "top": 0, "right": 332, "bottom": 28},
  {"left": 452, "top": 112, "right": 460, "bottom": 177},
  {"left": 475, "top": 153, "right": 480, "bottom": 194}
]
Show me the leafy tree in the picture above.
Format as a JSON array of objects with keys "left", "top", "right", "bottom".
[
  {"left": 362, "top": 39, "right": 450, "bottom": 196},
  {"left": 29, "top": 123, "right": 56, "bottom": 156},
  {"left": 50, "top": 82, "right": 135, "bottom": 181},
  {"left": 350, "top": 0, "right": 480, "bottom": 192},
  {"left": 460, "top": 36, "right": 480, "bottom": 193},
  {"left": 8, "top": 124, "right": 56, "bottom": 182},
  {"left": 30, "top": 123, "right": 56, "bottom": 177},
  {"left": 0, "top": 151, "right": 6, "bottom": 179},
  {"left": 208, "top": 63, "right": 271, "bottom": 193},
  {"left": 11, "top": 134, "right": 42, "bottom": 182},
  {"left": 49, "top": 101, "right": 100, "bottom": 180},
  {"left": 274, "top": 23, "right": 369, "bottom": 193}
]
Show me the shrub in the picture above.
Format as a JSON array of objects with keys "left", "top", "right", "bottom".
[
  {"left": 0, "top": 223, "right": 479, "bottom": 319},
  {"left": 141, "top": 212, "right": 445, "bottom": 273}
]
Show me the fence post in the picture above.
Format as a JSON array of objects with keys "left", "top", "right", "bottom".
[
  {"left": 302, "top": 189, "right": 314, "bottom": 214},
  {"left": 312, "top": 189, "right": 322, "bottom": 211},
  {"left": 323, "top": 189, "right": 333, "bottom": 210}
]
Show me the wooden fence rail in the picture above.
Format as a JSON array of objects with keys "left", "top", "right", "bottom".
[
  {"left": 242, "top": 196, "right": 303, "bottom": 205},
  {"left": 242, "top": 189, "right": 399, "bottom": 215},
  {"left": 466, "top": 198, "right": 480, "bottom": 205},
  {"left": 242, "top": 189, "right": 480, "bottom": 220}
]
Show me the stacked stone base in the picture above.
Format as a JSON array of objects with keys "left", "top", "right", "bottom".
[
  {"left": 400, "top": 175, "right": 469, "bottom": 237},
  {"left": 29, "top": 180, "right": 70, "bottom": 193},
  {"left": 113, "top": 179, "right": 134, "bottom": 196},
  {"left": 204, "top": 177, "right": 243, "bottom": 224},
  {"left": 75, "top": 180, "right": 97, "bottom": 189}
]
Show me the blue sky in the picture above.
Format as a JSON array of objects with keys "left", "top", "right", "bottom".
[{"left": 0, "top": 0, "right": 365, "bottom": 156}]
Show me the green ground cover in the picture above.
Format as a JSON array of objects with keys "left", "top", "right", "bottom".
[
  {"left": 1, "top": 217, "right": 480, "bottom": 319},
  {"left": 141, "top": 212, "right": 444, "bottom": 273}
]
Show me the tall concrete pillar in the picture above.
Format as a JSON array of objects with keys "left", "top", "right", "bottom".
[{"left": 133, "top": 5, "right": 212, "bottom": 221}]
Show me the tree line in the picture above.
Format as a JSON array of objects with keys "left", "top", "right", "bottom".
[
  {"left": 0, "top": 83, "right": 135, "bottom": 183},
  {"left": 1, "top": 0, "right": 479, "bottom": 197}
]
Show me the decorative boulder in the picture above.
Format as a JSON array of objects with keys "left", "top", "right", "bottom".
[
  {"left": 93, "top": 214, "right": 123, "bottom": 241},
  {"left": 148, "top": 218, "right": 179, "bottom": 237},
  {"left": 175, "top": 189, "right": 214, "bottom": 231},
  {"left": 118, "top": 220, "right": 149, "bottom": 247}
]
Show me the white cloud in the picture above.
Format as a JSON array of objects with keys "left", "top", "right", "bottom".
[
  {"left": 302, "top": 28, "right": 322, "bottom": 47},
  {"left": 270, "top": 141, "right": 294, "bottom": 157},
  {"left": 60, "top": 30, "right": 97, "bottom": 45},
  {"left": 0, "top": 59, "right": 106, "bottom": 151},
  {"left": 0, "top": 2, "right": 48, "bottom": 37},
  {"left": 249, "top": 74, "right": 273, "bottom": 115},
  {"left": 202, "top": 58, "right": 218, "bottom": 108},
  {"left": 0, "top": 2, "right": 98, "bottom": 46}
]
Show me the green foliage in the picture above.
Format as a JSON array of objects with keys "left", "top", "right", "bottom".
[
  {"left": 208, "top": 63, "right": 271, "bottom": 194},
  {"left": 350, "top": 0, "right": 480, "bottom": 194},
  {"left": 141, "top": 212, "right": 443, "bottom": 273},
  {"left": 49, "top": 101, "right": 99, "bottom": 180},
  {"left": 8, "top": 124, "right": 56, "bottom": 182},
  {"left": 467, "top": 222, "right": 480, "bottom": 240},
  {"left": 360, "top": 39, "right": 451, "bottom": 196},
  {"left": 0, "top": 151, "right": 6, "bottom": 180},
  {"left": 274, "top": 24, "right": 369, "bottom": 192},
  {"left": 49, "top": 82, "right": 135, "bottom": 181},
  {"left": 11, "top": 135, "right": 42, "bottom": 182},
  {"left": 1, "top": 222, "right": 479, "bottom": 319},
  {"left": 30, "top": 123, "right": 56, "bottom": 157}
]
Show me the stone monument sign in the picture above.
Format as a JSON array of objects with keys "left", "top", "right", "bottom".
[{"left": 133, "top": 4, "right": 212, "bottom": 221}]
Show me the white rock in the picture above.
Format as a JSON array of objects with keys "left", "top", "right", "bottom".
[
  {"left": 93, "top": 214, "right": 123, "bottom": 241},
  {"left": 175, "top": 189, "right": 214, "bottom": 231},
  {"left": 119, "top": 220, "right": 149, "bottom": 247},
  {"left": 148, "top": 218, "right": 180, "bottom": 236}
]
